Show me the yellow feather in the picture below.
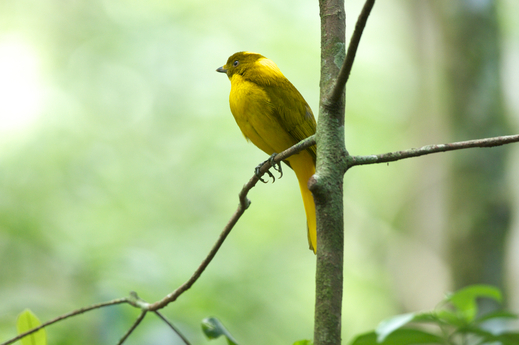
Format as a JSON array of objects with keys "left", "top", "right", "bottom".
[{"left": 218, "top": 52, "right": 317, "bottom": 253}]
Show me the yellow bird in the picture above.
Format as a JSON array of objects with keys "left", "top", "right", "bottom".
[{"left": 217, "top": 51, "right": 317, "bottom": 253}]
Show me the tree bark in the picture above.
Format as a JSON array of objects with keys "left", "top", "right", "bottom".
[{"left": 313, "top": 0, "right": 347, "bottom": 344}]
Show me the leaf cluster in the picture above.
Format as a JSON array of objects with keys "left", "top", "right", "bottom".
[{"left": 350, "top": 285, "right": 519, "bottom": 345}]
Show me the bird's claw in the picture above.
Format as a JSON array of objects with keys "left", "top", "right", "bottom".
[
  {"left": 269, "top": 154, "right": 283, "bottom": 179},
  {"left": 255, "top": 153, "right": 282, "bottom": 183}
]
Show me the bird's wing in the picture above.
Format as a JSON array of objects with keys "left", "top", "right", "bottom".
[{"left": 263, "top": 80, "right": 317, "bottom": 162}]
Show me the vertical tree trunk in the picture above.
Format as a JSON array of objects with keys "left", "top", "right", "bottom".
[
  {"left": 313, "top": 0, "right": 347, "bottom": 344},
  {"left": 438, "top": 1, "right": 511, "bottom": 295}
]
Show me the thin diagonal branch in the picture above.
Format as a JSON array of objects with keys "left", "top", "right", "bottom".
[
  {"left": 146, "top": 200, "right": 247, "bottom": 310},
  {"left": 154, "top": 311, "right": 191, "bottom": 345},
  {"left": 117, "top": 310, "right": 147, "bottom": 345},
  {"left": 348, "top": 134, "right": 519, "bottom": 167},
  {"left": 1, "top": 298, "right": 129, "bottom": 345},
  {"left": 328, "top": 0, "right": 376, "bottom": 105},
  {"left": 273, "top": 135, "right": 316, "bottom": 162},
  {"left": 146, "top": 134, "right": 315, "bottom": 311}
]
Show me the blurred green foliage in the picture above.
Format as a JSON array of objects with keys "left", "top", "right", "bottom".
[
  {"left": 0, "top": 0, "right": 518, "bottom": 344},
  {"left": 351, "top": 285, "right": 519, "bottom": 345}
]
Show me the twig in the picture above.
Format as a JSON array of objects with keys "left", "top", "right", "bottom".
[
  {"left": 328, "top": 0, "right": 376, "bottom": 105},
  {"left": 274, "top": 135, "right": 316, "bottom": 162},
  {"left": 1, "top": 298, "right": 129, "bottom": 345},
  {"left": 348, "top": 134, "right": 519, "bottom": 167},
  {"left": 117, "top": 310, "right": 147, "bottom": 345},
  {"left": 147, "top": 135, "right": 315, "bottom": 310},
  {"left": 146, "top": 199, "right": 247, "bottom": 310},
  {"left": 154, "top": 311, "right": 191, "bottom": 345}
]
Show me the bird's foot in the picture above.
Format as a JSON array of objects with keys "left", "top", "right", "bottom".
[{"left": 255, "top": 153, "right": 282, "bottom": 183}]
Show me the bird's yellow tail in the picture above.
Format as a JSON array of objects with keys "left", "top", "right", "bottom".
[{"left": 288, "top": 151, "right": 317, "bottom": 253}]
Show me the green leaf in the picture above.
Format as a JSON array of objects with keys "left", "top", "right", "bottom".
[
  {"left": 435, "top": 309, "right": 467, "bottom": 327},
  {"left": 446, "top": 284, "right": 501, "bottom": 322},
  {"left": 475, "top": 310, "right": 518, "bottom": 323},
  {"left": 201, "top": 317, "right": 239, "bottom": 345},
  {"left": 495, "top": 332, "right": 519, "bottom": 345},
  {"left": 350, "top": 329, "right": 442, "bottom": 345},
  {"left": 376, "top": 313, "right": 415, "bottom": 342},
  {"left": 376, "top": 312, "right": 440, "bottom": 342},
  {"left": 16, "top": 309, "right": 47, "bottom": 345},
  {"left": 292, "top": 340, "right": 313, "bottom": 345},
  {"left": 466, "top": 327, "right": 519, "bottom": 345}
]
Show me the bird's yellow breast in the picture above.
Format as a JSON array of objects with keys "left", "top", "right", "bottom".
[{"left": 229, "top": 73, "right": 301, "bottom": 156}]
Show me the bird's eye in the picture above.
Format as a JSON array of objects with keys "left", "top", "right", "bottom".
[{"left": 233, "top": 60, "right": 239, "bottom": 67}]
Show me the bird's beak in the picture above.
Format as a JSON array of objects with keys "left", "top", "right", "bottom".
[{"left": 216, "top": 66, "right": 227, "bottom": 73}]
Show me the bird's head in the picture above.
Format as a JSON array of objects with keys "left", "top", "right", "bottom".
[{"left": 216, "top": 51, "right": 283, "bottom": 83}]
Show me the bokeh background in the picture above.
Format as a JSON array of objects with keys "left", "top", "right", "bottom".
[{"left": 1, "top": 0, "right": 519, "bottom": 344}]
